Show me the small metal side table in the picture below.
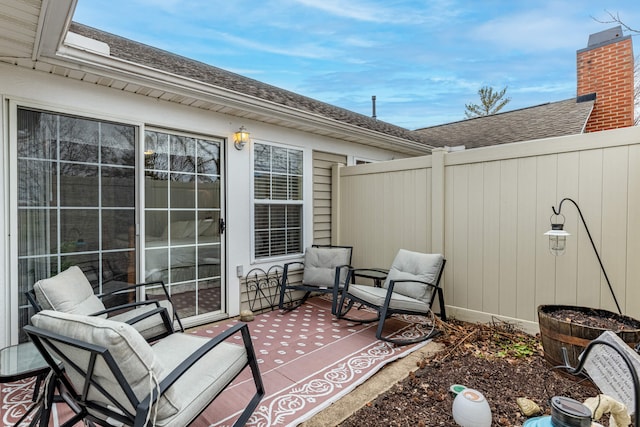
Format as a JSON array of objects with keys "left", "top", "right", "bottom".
[
  {"left": 351, "top": 268, "right": 389, "bottom": 287},
  {"left": 0, "top": 342, "right": 51, "bottom": 426}
]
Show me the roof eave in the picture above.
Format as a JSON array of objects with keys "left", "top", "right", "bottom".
[
  {"left": 33, "top": 0, "right": 77, "bottom": 60},
  {"left": 32, "top": 27, "right": 431, "bottom": 156}
]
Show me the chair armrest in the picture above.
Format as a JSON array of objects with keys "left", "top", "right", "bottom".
[
  {"left": 97, "top": 280, "right": 170, "bottom": 300},
  {"left": 282, "top": 261, "right": 305, "bottom": 272},
  {"left": 90, "top": 300, "right": 160, "bottom": 317},
  {"left": 387, "top": 278, "right": 439, "bottom": 290},
  {"left": 282, "top": 261, "right": 305, "bottom": 284},
  {"left": 91, "top": 304, "right": 174, "bottom": 336},
  {"left": 105, "top": 305, "right": 171, "bottom": 328},
  {"left": 98, "top": 280, "right": 184, "bottom": 332},
  {"left": 136, "top": 323, "right": 252, "bottom": 416},
  {"left": 334, "top": 264, "right": 352, "bottom": 285}
]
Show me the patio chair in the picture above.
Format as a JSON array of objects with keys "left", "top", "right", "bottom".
[
  {"left": 278, "top": 245, "right": 353, "bottom": 315},
  {"left": 27, "top": 265, "right": 183, "bottom": 342},
  {"left": 24, "top": 310, "right": 264, "bottom": 427},
  {"left": 336, "top": 249, "right": 446, "bottom": 345}
]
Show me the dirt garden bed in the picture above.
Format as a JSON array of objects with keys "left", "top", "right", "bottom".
[{"left": 340, "top": 317, "right": 621, "bottom": 426}]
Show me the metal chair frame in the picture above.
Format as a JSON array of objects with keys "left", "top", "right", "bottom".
[
  {"left": 278, "top": 244, "right": 353, "bottom": 315},
  {"left": 27, "top": 279, "right": 184, "bottom": 342},
  {"left": 337, "top": 259, "right": 447, "bottom": 346},
  {"left": 24, "top": 322, "right": 264, "bottom": 427}
]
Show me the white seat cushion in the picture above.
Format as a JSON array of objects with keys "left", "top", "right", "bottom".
[
  {"left": 383, "top": 250, "right": 444, "bottom": 304},
  {"left": 151, "top": 333, "right": 248, "bottom": 426},
  {"left": 34, "top": 266, "right": 106, "bottom": 316},
  {"left": 348, "top": 284, "right": 431, "bottom": 313},
  {"left": 302, "top": 246, "right": 351, "bottom": 288},
  {"left": 30, "top": 310, "right": 180, "bottom": 420}
]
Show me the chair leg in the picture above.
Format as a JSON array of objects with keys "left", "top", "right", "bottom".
[
  {"left": 280, "top": 291, "right": 311, "bottom": 312},
  {"left": 335, "top": 297, "right": 380, "bottom": 324},
  {"left": 233, "top": 325, "right": 265, "bottom": 427},
  {"left": 278, "top": 274, "right": 288, "bottom": 310},
  {"left": 334, "top": 296, "right": 354, "bottom": 318},
  {"left": 436, "top": 288, "right": 447, "bottom": 321},
  {"left": 375, "top": 308, "right": 441, "bottom": 346},
  {"left": 330, "top": 285, "right": 345, "bottom": 316}
]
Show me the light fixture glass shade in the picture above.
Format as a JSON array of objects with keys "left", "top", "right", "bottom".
[
  {"left": 233, "top": 126, "right": 250, "bottom": 150},
  {"left": 544, "top": 226, "right": 570, "bottom": 256}
]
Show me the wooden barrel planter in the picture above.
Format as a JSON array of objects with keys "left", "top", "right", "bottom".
[{"left": 537, "top": 305, "right": 640, "bottom": 369}]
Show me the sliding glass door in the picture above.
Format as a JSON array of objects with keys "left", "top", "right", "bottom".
[
  {"left": 15, "top": 108, "right": 225, "bottom": 340},
  {"left": 144, "top": 130, "right": 223, "bottom": 322},
  {"left": 17, "top": 108, "right": 136, "bottom": 340}
]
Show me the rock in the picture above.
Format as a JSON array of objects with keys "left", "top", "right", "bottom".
[
  {"left": 240, "top": 309, "right": 255, "bottom": 322},
  {"left": 516, "top": 397, "right": 541, "bottom": 416}
]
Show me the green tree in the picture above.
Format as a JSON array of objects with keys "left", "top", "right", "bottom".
[{"left": 464, "top": 86, "right": 511, "bottom": 118}]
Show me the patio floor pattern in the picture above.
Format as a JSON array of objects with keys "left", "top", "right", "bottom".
[{"left": 1, "top": 296, "right": 433, "bottom": 426}]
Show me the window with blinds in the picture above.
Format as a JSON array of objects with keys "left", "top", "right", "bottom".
[{"left": 253, "top": 142, "right": 303, "bottom": 258}]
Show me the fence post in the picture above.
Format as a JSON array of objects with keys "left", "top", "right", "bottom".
[
  {"left": 331, "top": 163, "right": 342, "bottom": 245},
  {"left": 431, "top": 148, "right": 447, "bottom": 254}
]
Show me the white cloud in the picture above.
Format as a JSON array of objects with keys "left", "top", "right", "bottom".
[
  {"left": 290, "top": 0, "right": 407, "bottom": 23},
  {"left": 289, "top": 0, "right": 458, "bottom": 25},
  {"left": 207, "top": 31, "right": 341, "bottom": 60}
]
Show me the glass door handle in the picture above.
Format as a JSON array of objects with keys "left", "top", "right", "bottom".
[{"left": 219, "top": 218, "right": 226, "bottom": 234}]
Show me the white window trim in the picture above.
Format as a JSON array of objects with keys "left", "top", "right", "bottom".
[{"left": 250, "top": 139, "right": 307, "bottom": 264}]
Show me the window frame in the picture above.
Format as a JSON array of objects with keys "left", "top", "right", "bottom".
[
  {"left": 11, "top": 104, "right": 139, "bottom": 342},
  {"left": 251, "top": 140, "right": 305, "bottom": 262}
]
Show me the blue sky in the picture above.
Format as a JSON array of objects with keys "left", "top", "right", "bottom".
[{"left": 72, "top": 0, "right": 639, "bottom": 130}]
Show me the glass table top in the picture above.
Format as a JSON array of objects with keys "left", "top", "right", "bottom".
[{"left": 0, "top": 341, "right": 50, "bottom": 382}]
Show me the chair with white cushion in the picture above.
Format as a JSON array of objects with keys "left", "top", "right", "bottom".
[
  {"left": 27, "top": 265, "right": 183, "bottom": 342},
  {"left": 278, "top": 245, "right": 352, "bottom": 315},
  {"left": 25, "top": 310, "right": 264, "bottom": 427},
  {"left": 336, "top": 249, "right": 446, "bottom": 345}
]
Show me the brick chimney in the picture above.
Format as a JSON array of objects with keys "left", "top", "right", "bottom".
[{"left": 577, "top": 26, "right": 634, "bottom": 132}]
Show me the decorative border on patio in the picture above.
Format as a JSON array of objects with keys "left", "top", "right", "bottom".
[{"left": 203, "top": 296, "right": 431, "bottom": 427}]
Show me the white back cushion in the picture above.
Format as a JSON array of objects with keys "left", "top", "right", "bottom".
[
  {"left": 34, "top": 266, "right": 106, "bottom": 316},
  {"left": 383, "top": 250, "right": 444, "bottom": 304},
  {"left": 31, "top": 310, "right": 180, "bottom": 419},
  {"left": 302, "top": 246, "right": 351, "bottom": 287}
]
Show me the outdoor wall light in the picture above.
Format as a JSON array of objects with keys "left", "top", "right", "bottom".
[
  {"left": 233, "top": 126, "right": 250, "bottom": 150},
  {"left": 546, "top": 197, "right": 621, "bottom": 314}
]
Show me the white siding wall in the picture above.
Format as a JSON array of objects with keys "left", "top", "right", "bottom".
[
  {"left": 337, "top": 127, "right": 640, "bottom": 333},
  {"left": 0, "top": 63, "right": 404, "bottom": 345},
  {"left": 312, "top": 151, "right": 347, "bottom": 245}
]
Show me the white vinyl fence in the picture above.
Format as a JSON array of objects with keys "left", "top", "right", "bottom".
[{"left": 334, "top": 126, "right": 640, "bottom": 333}]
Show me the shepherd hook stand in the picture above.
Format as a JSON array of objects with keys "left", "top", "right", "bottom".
[{"left": 552, "top": 198, "right": 621, "bottom": 314}]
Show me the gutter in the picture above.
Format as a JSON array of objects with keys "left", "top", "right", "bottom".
[{"left": 35, "top": 23, "right": 432, "bottom": 156}]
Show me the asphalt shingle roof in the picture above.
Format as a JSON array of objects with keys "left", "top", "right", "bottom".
[
  {"left": 69, "top": 22, "right": 434, "bottom": 147},
  {"left": 69, "top": 23, "right": 595, "bottom": 151},
  {"left": 414, "top": 97, "right": 594, "bottom": 149}
]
